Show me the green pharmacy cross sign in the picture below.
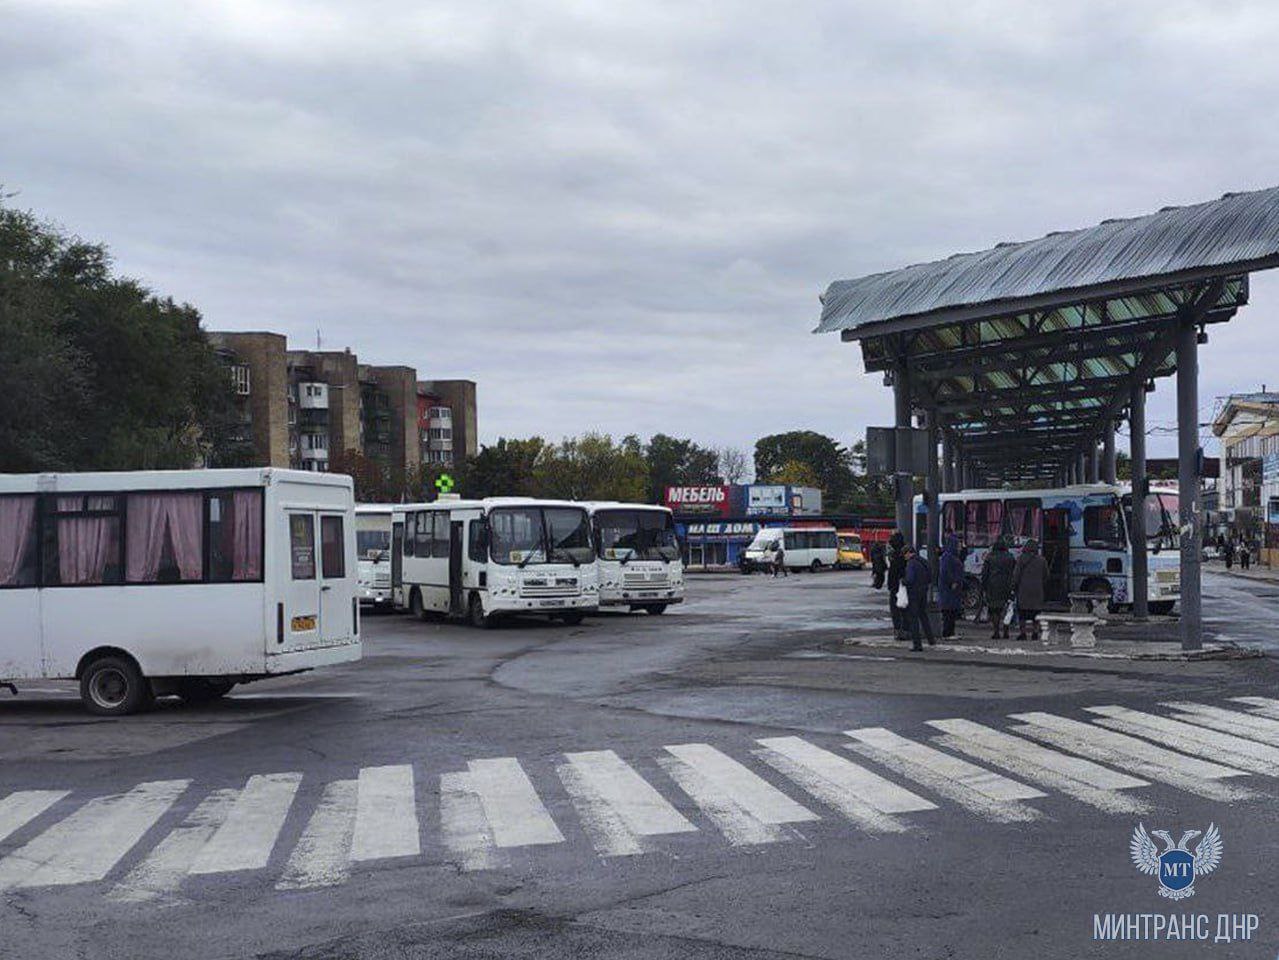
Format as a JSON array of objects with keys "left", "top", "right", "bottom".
[{"left": 434, "top": 473, "right": 455, "bottom": 496}]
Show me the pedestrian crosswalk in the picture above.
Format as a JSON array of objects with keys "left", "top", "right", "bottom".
[{"left": 7, "top": 695, "right": 1279, "bottom": 903}]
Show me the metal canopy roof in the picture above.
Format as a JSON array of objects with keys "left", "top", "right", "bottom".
[{"left": 815, "top": 187, "right": 1279, "bottom": 485}]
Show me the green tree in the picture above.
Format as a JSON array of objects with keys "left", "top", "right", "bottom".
[
  {"left": 768, "top": 459, "right": 820, "bottom": 487},
  {"left": 464, "top": 437, "right": 547, "bottom": 498},
  {"left": 754, "top": 430, "right": 855, "bottom": 510},
  {"left": 0, "top": 200, "right": 240, "bottom": 471},
  {"left": 535, "top": 433, "right": 649, "bottom": 501},
  {"left": 644, "top": 433, "right": 721, "bottom": 502}
]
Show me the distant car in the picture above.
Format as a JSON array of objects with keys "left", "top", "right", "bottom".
[{"left": 836, "top": 532, "right": 866, "bottom": 569}]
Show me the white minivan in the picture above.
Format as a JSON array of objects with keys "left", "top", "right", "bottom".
[
  {"left": 741, "top": 526, "right": 839, "bottom": 572},
  {"left": 0, "top": 468, "right": 362, "bottom": 716}
]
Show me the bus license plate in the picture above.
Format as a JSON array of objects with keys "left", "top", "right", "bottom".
[
  {"left": 538, "top": 599, "right": 566, "bottom": 607},
  {"left": 291, "top": 615, "right": 317, "bottom": 631}
]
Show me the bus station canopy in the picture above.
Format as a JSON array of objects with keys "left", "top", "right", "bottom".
[{"left": 816, "top": 186, "right": 1279, "bottom": 484}]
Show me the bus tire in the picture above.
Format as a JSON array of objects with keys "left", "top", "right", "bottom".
[
  {"left": 643, "top": 603, "right": 667, "bottom": 615},
  {"left": 178, "top": 679, "right": 235, "bottom": 703},
  {"left": 409, "top": 588, "right": 429, "bottom": 621},
  {"left": 810, "top": 559, "right": 822, "bottom": 572},
  {"left": 80, "top": 654, "right": 151, "bottom": 717},
  {"left": 468, "top": 593, "right": 492, "bottom": 629}
]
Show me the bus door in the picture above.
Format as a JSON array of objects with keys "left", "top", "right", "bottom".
[
  {"left": 318, "top": 513, "right": 350, "bottom": 644},
  {"left": 449, "top": 520, "right": 464, "bottom": 614},
  {"left": 391, "top": 520, "right": 404, "bottom": 603},
  {"left": 1042, "top": 508, "right": 1070, "bottom": 602}
]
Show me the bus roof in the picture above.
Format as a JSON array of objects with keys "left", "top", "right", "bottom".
[
  {"left": 390, "top": 497, "right": 590, "bottom": 514},
  {"left": 0, "top": 467, "right": 351, "bottom": 494},
  {"left": 580, "top": 501, "right": 672, "bottom": 514},
  {"left": 914, "top": 483, "right": 1121, "bottom": 504}
]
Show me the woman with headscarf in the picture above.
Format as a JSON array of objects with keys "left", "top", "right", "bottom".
[
  {"left": 937, "top": 534, "right": 965, "bottom": 639},
  {"left": 902, "top": 544, "right": 936, "bottom": 651},
  {"left": 1012, "top": 539, "right": 1049, "bottom": 642},
  {"left": 980, "top": 536, "right": 1017, "bottom": 640}
]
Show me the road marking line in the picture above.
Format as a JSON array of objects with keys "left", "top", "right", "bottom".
[
  {"left": 106, "top": 789, "right": 237, "bottom": 905},
  {"left": 845, "top": 727, "right": 1043, "bottom": 822},
  {"left": 754, "top": 736, "right": 931, "bottom": 833},
  {"left": 660, "top": 744, "right": 817, "bottom": 846},
  {"left": 1228, "top": 697, "right": 1279, "bottom": 720},
  {"left": 1165, "top": 702, "right": 1279, "bottom": 745},
  {"left": 1085, "top": 705, "right": 1279, "bottom": 776},
  {"left": 1009, "top": 712, "right": 1254, "bottom": 802},
  {"left": 0, "top": 780, "right": 189, "bottom": 890},
  {"left": 439, "top": 772, "right": 501, "bottom": 872},
  {"left": 0, "top": 791, "right": 69, "bottom": 845},
  {"left": 926, "top": 719, "right": 1149, "bottom": 815},
  {"left": 350, "top": 765, "right": 420, "bottom": 862},
  {"left": 559, "top": 750, "right": 696, "bottom": 856},
  {"left": 277, "top": 780, "right": 357, "bottom": 890},
  {"left": 188, "top": 773, "right": 302, "bottom": 875},
  {"left": 467, "top": 758, "right": 564, "bottom": 849}
]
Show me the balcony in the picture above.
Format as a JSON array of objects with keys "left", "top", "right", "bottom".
[
  {"left": 428, "top": 438, "right": 454, "bottom": 452},
  {"left": 300, "top": 446, "right": 329, "bottom": 462},
  {"left": 298, "top": 382, "right": 329, "bottom": 410}
]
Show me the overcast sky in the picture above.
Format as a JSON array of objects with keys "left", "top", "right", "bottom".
[{"left": 5, "top": 0, "right": 1278, "bottom": 464}]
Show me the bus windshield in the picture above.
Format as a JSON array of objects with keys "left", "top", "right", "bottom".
[
  {"left": 356, "top": 529, "right": 391, "bottom": 559},
  {"left": 1122, "top": 491, "right": 1178, "bottom": 549},
  {"left": 489, "top": 506, "right": 594, "bottom": 566},
  {"left": 595, "top": 509, "right": 679, "bottom": 561}
]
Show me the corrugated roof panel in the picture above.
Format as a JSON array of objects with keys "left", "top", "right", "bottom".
[{"left": 816, "top": 187, "right": 1279, "bottom": 334}]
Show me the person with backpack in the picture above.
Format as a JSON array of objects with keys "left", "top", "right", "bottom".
[
  {"left": 902, "top": 545, "right": 936, "bottom": 651},
  {"left": 885, "top": 531, "right": 907, "bottom": 639},
  {"left": 980, "top": 537, "right": 1017, "bottom": 640},
  {"left": 937, "top": 535, "right": 965, "bottom": 639},
  {"left": 1012, "top": 539, "right": 1049, "bottom": 642}
]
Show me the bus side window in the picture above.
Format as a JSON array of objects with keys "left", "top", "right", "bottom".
[
  {"left": 404, "top": 512, "right": 416, "bottom": 557},
  {"left": 431, "top": 512, "right": 449, "bottom": 558},
  {"left": 414, "top": 513, "right": 431, "bottom": 556},
  {"left": 943, "top": 501, "right": 965, "bottom": 545},
  {"left": 468, "top": 518, "right": 488, "bottom": 562}
]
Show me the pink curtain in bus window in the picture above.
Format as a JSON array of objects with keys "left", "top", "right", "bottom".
[
  {"left": 1006, "top": 503, "right": 1041, "bottom": 542},
  {"left": 58, "top": 513, "right": 117, "bottom": 585},
  {"left": 0, "top": 496, "right": 36, "bottom": 586},
  {"left": 231, "top": 490, "right": 262, "bottom": 580},
  {"left": 985, "top": 501, "right": 1004, "bottom": 544},
  {"left": 126, "top": 493, "right": 203, "bottom": 582}
]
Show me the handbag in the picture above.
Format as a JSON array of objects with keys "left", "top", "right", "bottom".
[
  {"left": 896, "top": 584, "right": 909, "bottom": 609},
  {"left": 1002, "top": 599, "right": 1017, "bottom": 626}
]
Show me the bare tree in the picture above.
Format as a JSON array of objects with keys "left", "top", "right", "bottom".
[{"left": 717, "top": 446, "right": 750, "bottom": 484}]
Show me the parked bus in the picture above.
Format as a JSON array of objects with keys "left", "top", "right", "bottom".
[
  {"left": 585, "top": 502, "right": 685, "bottom": 614},
  {"left": 355, "top": 504, "right": 394, "bottom": 609},
  {"left": 0, "top": 468, "right": 361, "bottom": 716},
  {"left": 740, "top": 526, "right": 839, "bottom": 572},
  {"left": 913, "top": 483, "right": 1180, "bottom": 614},
  {"left": 392, "top": 498, "right": 599, "bottom": 627}
]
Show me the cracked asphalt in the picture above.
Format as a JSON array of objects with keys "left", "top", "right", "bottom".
[{"left": 2, "top": 570, "right": 1279, "bottom": 959}]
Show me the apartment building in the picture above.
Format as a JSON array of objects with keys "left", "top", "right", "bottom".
[
  {"left": 209, "top": 332, "right": 475, "bottom": 482},
  {"left": 1212, "top": 391, "right": 1279, "bottom": 564}
]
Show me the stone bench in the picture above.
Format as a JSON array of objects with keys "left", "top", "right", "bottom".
[
  {"left": 1038, "top": 613, "right": 1103, "bottom": 649},
  {"left": 1067, "top": 592, "right": 1113, "bottom": 619}
]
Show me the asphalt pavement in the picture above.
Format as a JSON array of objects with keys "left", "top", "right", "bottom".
[{"left": 2, "top": 571, "right": 1279, "bottom": 959}]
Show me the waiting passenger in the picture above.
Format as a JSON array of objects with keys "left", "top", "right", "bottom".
[{"left": 1012, "top": 539, "right": 1049, "bottom": 642}]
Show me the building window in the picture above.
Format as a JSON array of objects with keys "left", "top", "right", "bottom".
[{"left": 231, "top": 364, "right": 251, "bottom": 396}]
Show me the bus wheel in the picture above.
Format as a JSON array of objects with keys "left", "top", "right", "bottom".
[
  {"left": 468, "top": 593, "right": 493, "bottom": 629},
  {"left": 810, "top": 559, "right": 823, "bottom": 572},
  {"left": 643, "top": 603, "right": 667, "bottom": 615},
  {"left": 80, "top": 655, "right": 151, "bottom": 717},
  {"left": 178, "top": 679, "right": 234, "bottom": 703},
  {"left": 409, "top": 588, "right": 428, "bottom": 621}
]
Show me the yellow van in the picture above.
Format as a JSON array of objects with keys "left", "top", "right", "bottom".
[{"left": 836, "top": 532, "right": 866, "bottom": 569}]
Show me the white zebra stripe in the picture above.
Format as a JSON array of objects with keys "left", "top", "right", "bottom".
[
  {"left": 845, "top": 727, "right": 1043, "bottom": 822},
  {"left": 467, "top": 758, "right": 564, "bottom": 848},
  {"left": 107, "top": 789, "right": 237, "bottom": 905},
  {"left": 350, "top": 765, "right": 420, "bottom": 862},
  {"left": 1009, "top": 712, "right": 1253, "bottom": 802},
  {"left": 559, "top": 750, "right": 695, "bottom": 856},
  {"left": 439, "top": 772, "right": 500, "bottom": 872},
  {"left": 660, "top": 744, "right": 817, "bottom": 846},
  {"left": 1169, "top": 702, "right": 1279, "bottom": 744},
  {"left": 188, "top": 773, "right": 302, "bottom": 875},
  {"left": 1229, "top": 696, "right": 1279, "bottom": 719},
  {"left": 277, "top": 779, "right": 358, "bottom": 890},
  {"left": 0, "top": 791, "right": 68, "bottom": 845},
  {"left": 0, "top": 780, "right": 189, "bottom": 890},
  {"left": 1085, "top": 705, "right": 1279, "bottom": 776},
  {"left": 926, "top": 719, "right": 1149, "bottom": 814}
]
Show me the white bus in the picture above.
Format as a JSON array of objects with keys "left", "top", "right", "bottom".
[
  {"left": 740, "top": 526, "right": 839, "bottom": 572},
  {"left": 392, "top": 498, "right": 599, "bottom": 627},
  {"left": 355, "top": 504, "right": 394, "bottom": 609},
  {"left": 913, "top": 483, "right": 1180, "bottom": 614},
  {"left": 585, "top": 502, "right": 685, "bottom": 614},
  {"left": 0, "top": 468, "right": 361, "bottom": 716}
]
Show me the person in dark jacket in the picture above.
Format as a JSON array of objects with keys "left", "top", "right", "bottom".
[
  {"left": 902, "top": 545, "right": 935, "bottom": 651},
  {"left": 980, "top": 537, "right": 1017, "bottom": 640},
  {"left": 1224, "top": 538, "right": 1236, "bottom": 569},
  {"left": 885, "top": 531, "right": 907, "bottom": 639},
  {"left": 870, "top": 541, "right": 887, "bottom": 590},
  {"left": 1012, "top": 539, "right": 1049, "bottom": 642},
  {"left": 937, "top": 534, "right": 964, "bottom": 638},
  {"left": 772, "top": 543, "right": 788, "bottom": 577}
]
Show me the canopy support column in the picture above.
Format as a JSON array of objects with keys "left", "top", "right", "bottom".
[
  {"left": 893, "top": 361, "right": 913, "bottom": 536},
  {"left": 1102, "top": 420, "right": 1117, "bottom": 485},
  {"left": 1130, "top": 385, "right": 1149, "bottom": 620},
  {"left": 1177, "top": 320, "right": 1202, "bottom": 651},
  {"left": 925, "top": 413, "right": 941, "bottom": 589},
  {"left": 941, "top": 431, "right": 954, "bottom": 493}
]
